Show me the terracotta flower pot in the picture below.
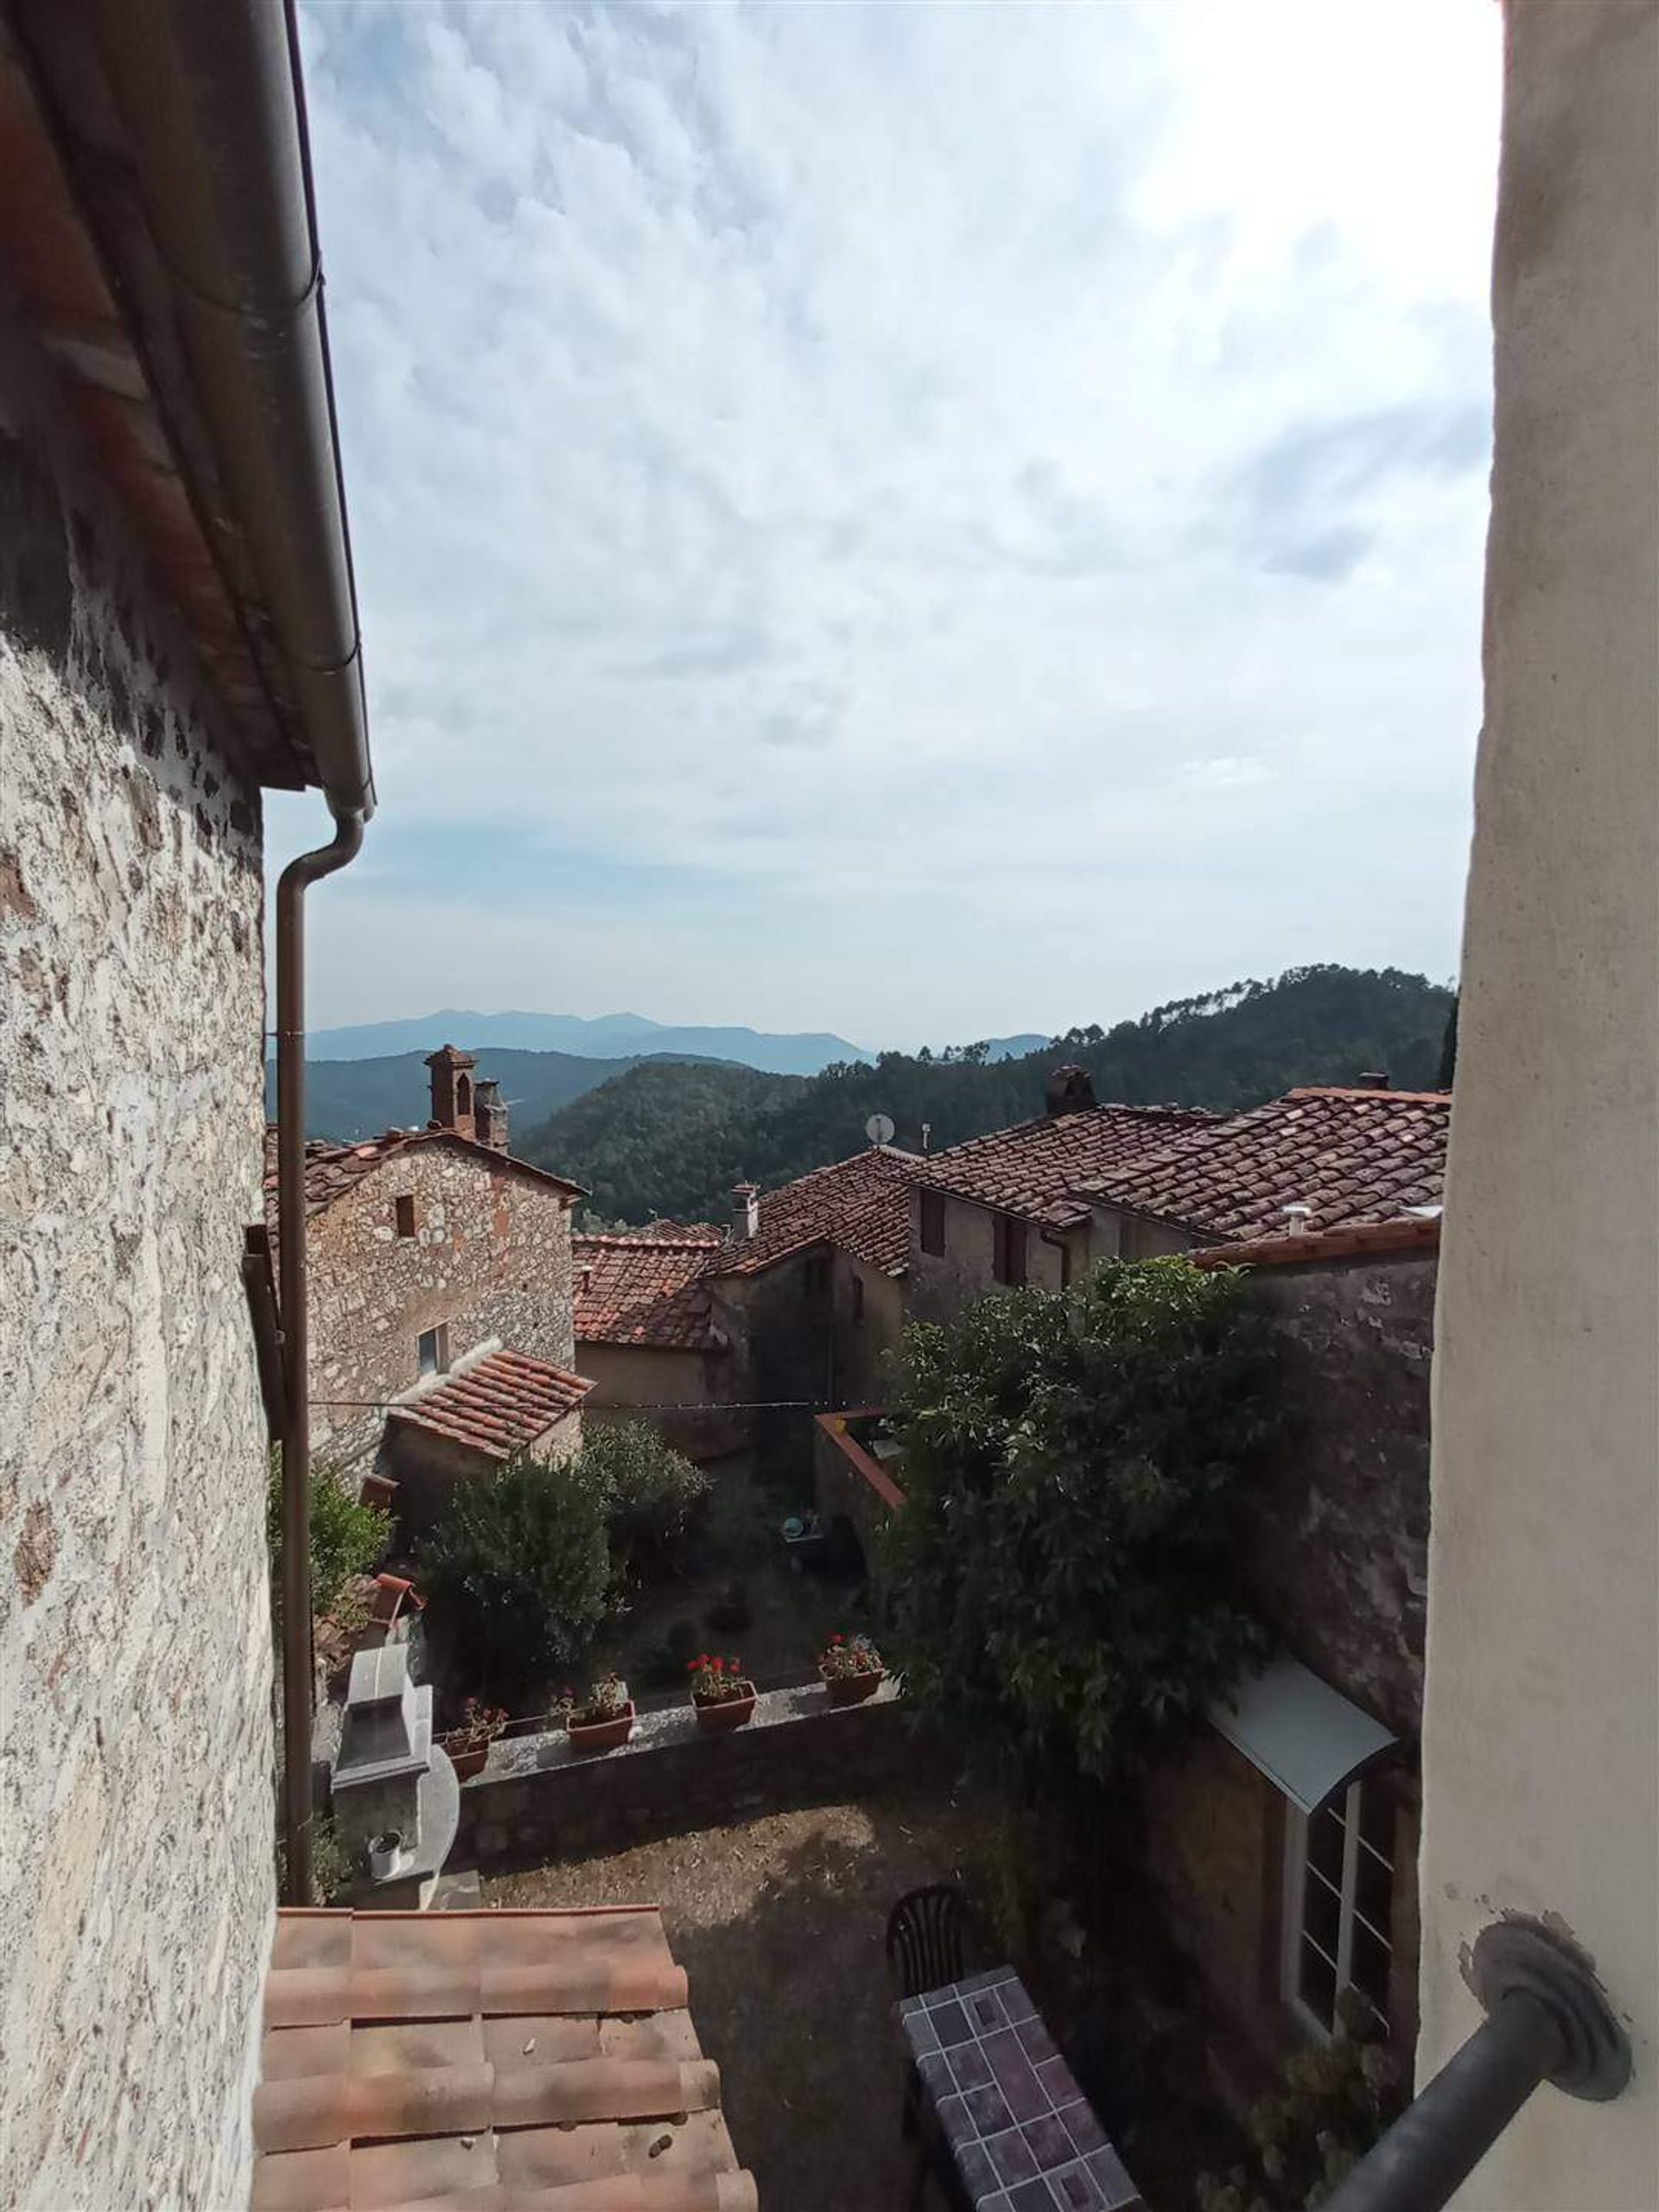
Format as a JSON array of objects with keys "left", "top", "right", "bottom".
[
  {"left": 567, "top": 1701, "right": 635, "bottom": 1754},
  {"left": 822, "top": 1665, "right": 884, "bottom": 1707},
  {"left": 443, "top": 1739, "right": 490, "bottom": 1781},
  {"left": 692, "top": 1686, "right": 757, "bottom": 1734}
]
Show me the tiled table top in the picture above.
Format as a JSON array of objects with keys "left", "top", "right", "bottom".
[{"left": 897, "top": 1967, "right": 1142, "bottom": 2212}]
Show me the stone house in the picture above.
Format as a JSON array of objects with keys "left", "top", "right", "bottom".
[
  {"left": 906, "top": 1070, "right": 1213, "bottom": 1319},
  {"left": 1077, "top": 1082, "right": 1450, "bottom": 1258},
  {"left": 268, "top": 1046, "right": 588, "bottom": 1492},
  {"left": 574, "top": 1147, "right": 925, "bottom": 1472}
]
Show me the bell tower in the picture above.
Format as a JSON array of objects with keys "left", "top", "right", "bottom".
[{"left": 424, "top": 1044, "right": 477, "bottom": 1139}]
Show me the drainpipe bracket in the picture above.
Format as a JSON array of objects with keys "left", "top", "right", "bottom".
[{"left": 1471, "top": 1920, "right": 1631, "bottom": 2102}]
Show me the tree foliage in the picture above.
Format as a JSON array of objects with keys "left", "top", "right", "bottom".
[
  {"left": 520, "top": 965, "right": 1453, "bottom": 1225},
  {"left": 881, "top": 1260, "right": 1277, "bottom": 1787},
  {"left": 578, "top": 1418, "right": 711, "bottom": 1573},
  {"left": 267, "top": 1453, "right": 390, "bottom": 1621},
  {"left": 419, "top": 1452, "right": 611, "bottom": 1688}
]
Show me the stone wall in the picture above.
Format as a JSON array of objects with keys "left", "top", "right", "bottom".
[
  {"left": 307, "top": 1141, "right": 576, "bottom": 1465},
  {"left": 455, "top": 1681, "right": 932, "bottom": 1868},
  {"left": 382, "top": 1398, "right": 582, "bottom": 1538},
  {"left": 905, "top": 1186, "right": 1075, "bottom": 1324},
  {"left": 830, "top": 1251, "right": 906, "bottom": 1407},
  {"left": 576, "top": 1340, "right": 746, "bottom": 1463},
  {"left": 1236, "top": 1250, "right": 1434, "bottom": 1745},
  {"left": 0, "top": 316, "right": 273, "bottom": 2209}
]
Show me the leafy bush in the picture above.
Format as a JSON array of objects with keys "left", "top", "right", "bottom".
[
  {"left": 418, "top": 1452, "right": 610, "bottom": 1688},
  {"left": 1196, "top": 1993, "right": 1403, "bottom": 2209},
  {"left": 580, "top": 1420, "right": 710, "bottom": 1570},
  {"left": 266, "top": 1452, "right": 390, "bottom": 1621},
  {"left": 882, "top": 1258, "right": 1277, "bottom": 1787}
]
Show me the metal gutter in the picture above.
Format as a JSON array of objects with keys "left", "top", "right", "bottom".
[
  {"left": 86, "top": 0, "right": 374, "bottom": 821},
  {"left": 275, "top": 810, "right": 363, "bottom": 1904}
]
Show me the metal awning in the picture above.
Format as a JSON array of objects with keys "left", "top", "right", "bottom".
[{"left": 1211, "top": 1654, "right": 1396, "bottom": 1815}]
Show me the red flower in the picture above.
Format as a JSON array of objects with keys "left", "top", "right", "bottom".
[
  {"left": 711, "top": 1656, "right": 724, "bottom": 1672},
  {"left": 830, "top": 1632, "right": 844, "bottom": 1644},
  {"left": 728, "top": 1657, "right": 740, "bottom": 1673}
]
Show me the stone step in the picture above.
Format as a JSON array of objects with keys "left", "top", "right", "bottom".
[{"left": 431, "top": 1866, "right": 482, "bottom": 1911}]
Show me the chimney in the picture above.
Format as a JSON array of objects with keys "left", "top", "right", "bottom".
[
  {"left": 473, "top": 1077, "right": 509, "bottom": 1153},
  {"left": 731, "top": 1183, "right": 760, "bottom": 1242},
  {"left": 1044, "top": 1064, "right": 1097, "bottom": 1117},
  {"left": 424, "top": 1044, "right": 478, "bottom": 1139},
  {"left": 1281, "top": 1203, "right": 1313, "bottom": 1237},
  {"left": 1355, "top": 1071, "right": 1390, "bottom": 1090}
]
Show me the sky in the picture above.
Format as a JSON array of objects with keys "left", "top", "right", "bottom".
[{"left": 271, "top": 0, "right": 1503, "bottom": 1053}]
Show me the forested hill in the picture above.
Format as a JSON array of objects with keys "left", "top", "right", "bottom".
[{"left": 520, "top": 965, "right": 1454, "bottom": 1226}]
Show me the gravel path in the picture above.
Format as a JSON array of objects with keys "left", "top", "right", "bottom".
[{"left": 485, "top": 1783, "right": 1000, "bottom": 2212}]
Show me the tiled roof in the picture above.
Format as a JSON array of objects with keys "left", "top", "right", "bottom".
[
  {"left": 263, "top": 1125, "right": 584, "bottom": 1224},
  {"left": 919, "top": 1106, "right": 1217, "bottom": 1230},
  {"left": 253, "top": 1906, "right": 757, "bottom": 2212},
  {"left": 386, "top": 1351, "right": 594, "bottom": 1462},
  {"left": 1083, "top": 1087, "right": 1452, "bottom": 1244},
  {"left": 714, "top": 1147, "right": 925, "bottom": 1279},
  {"left": 575, "top": 1236, "right": 727, "bottom": 1353},
  {"left": 1189, "top": 1211, "right": 1441, "bottom": 1272}
]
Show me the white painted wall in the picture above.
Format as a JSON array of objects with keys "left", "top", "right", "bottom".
[{"left": 1418, "top": 7, "right": 1658, "bottom": 2207}]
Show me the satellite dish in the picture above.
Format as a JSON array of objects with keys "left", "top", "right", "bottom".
[{"left": 866, "top": 1112, "right": 895, "bottom": 1147}]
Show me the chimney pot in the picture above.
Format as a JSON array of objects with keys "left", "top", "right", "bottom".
[
  {"left": 1045, "top": 1065, "right": 1097, "bottom": 1116},
  {"left": 474, "top": 1077, "right": 509, "bottom": 1153},
  {"left": 731, "top": 1182, "right": 760, "bottom": 1242},
  {"left": 1281, "top": 1203, "right": 1314, "bottom": 1237}
]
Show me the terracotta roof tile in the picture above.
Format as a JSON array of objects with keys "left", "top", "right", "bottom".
[
  {"left": 252, "top": 1908, "right": 756, "bottom": 2212},
  {"left": 920, "top": 1105, "right": 1217, "bottom": 1230},
  {"left": 575, "top": 1236, "right": 726, "bottom": 1352},
  {"left": 385, "top": 1351, "right": 594, "bottom": 1463},
  {"left": 714, "top": 1147, "right": 925, "bottom": 1279},
  {"left": 1083, "top": 1087, "right": 1451, "bottom": 1244},
  {"left": 1188, "top": 1211, "right": 1441, "bottom": 1271}
]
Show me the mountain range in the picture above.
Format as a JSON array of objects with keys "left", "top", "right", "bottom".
[{"left": 303, "top": 1008, "right": 874, "bottom": 1076}]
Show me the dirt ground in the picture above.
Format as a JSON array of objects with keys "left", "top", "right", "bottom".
[{"left": 484, "top": 1781, "right": 1004, "bottom": 2212}]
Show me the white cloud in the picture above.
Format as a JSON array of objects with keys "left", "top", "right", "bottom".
[{"left": 276, "top": 0, "right": 1500, "bottom": 1046}]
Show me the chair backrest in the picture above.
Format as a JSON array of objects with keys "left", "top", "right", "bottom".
[{"left": 885, "top": 1883, "right": 976, "bottom": 1999}]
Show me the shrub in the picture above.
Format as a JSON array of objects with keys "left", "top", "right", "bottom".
[
  {"left": 882, "top": 1258, "right": 1278, "bottom": 1788},
  {"left": 580, "top": 1420, "right": 710, "bottom": 1570},
  {"left": 266, "top": 1452, "right": 390, "bottom": 1622},
  {"left": 419, "top": 1452, "right": 610, "bottom": 1688}
]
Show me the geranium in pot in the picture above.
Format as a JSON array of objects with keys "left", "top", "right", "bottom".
[
  {"left": 688, "top": 1653, "right": 756, "bottom": 1734},
  {"left": 557, "top": 1673, "right": 635, "bottom": 1753},
  {"left": 439, "top": 1696, "right": 508, "bottom": 1781},
  {"left": 818, "top": 1631, "right": 885, "bottom": 1707}
]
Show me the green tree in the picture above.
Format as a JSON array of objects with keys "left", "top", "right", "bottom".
[
  {"left": 579, "top": 1418, "right": 711, "bottom": 1573},
  {"left": 266, "top": 1453, "right": 389, "bottom": 1621},
  {"left": 882, "top": 1259, "right": 1277, "bottom": 1788},
  {"left": 419, "top": 1452, "right": 610, "bottom": 1688}
]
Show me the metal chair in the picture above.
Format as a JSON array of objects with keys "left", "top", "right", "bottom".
[{"left": 885, "top": 1883, "right": 982, "bottom": 1999}]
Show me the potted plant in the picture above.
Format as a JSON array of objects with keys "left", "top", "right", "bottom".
[
  {"left": 439, "top": 1697, "right": 508, "bottom": 1781},
  {"left": 688, "top": 1653, "right": 756, "bottom": 1734},
  {"left": 819, "top": 1630, "right": 885, "bottom": 1707},
  {"left": 557, "top": 1673, "right": 635, "bottom": 1753}
]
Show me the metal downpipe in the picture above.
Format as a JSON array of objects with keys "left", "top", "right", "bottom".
[{"left": 276, "top": 808, "right": 363, "bottom": 1905}]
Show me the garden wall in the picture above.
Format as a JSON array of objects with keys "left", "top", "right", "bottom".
[{"left": 454, "top": 1681, "right": 937, "bottom": 1868}]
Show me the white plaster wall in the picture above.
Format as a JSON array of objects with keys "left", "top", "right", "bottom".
[
  {"left": 0, "top": 315, "right": 275, "bottom": 2205},
  {"left": 1417, "top": 7, "right": 1659, "bottom": 2205}
]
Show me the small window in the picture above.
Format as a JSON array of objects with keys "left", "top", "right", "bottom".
[
  {"left": 1058, "top": 1238, "right": 1073, "bottom": 1290},
  {"left": 851, "top": 1274, "right": 866, "bottom": 1325},
  {"left": 455, "top": 1073, "right": 472, "bottom": 1116},
  {"left": 416, "top": 1324, "right": 448, "bottom": 1378},
  {"left": 1283, "top": 1778, "right": 1395, "bottom": 2041},
  {"left": 803, "top": 1253, "right": 831, "bottom": 1303},
  {"left": 992, "top": 1211, "right": 1027, "bottom": 1287},
  {"left": 394, "top": 1195, "right": 417, "bottom": 1239},
  {"left": 918, "top": 1189, "right": 945, "bottom": 1256}
]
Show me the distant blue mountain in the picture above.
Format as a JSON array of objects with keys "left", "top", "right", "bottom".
[
  {"left": 982, "top": 1033, "right": 1052, "bottom": 1061},
  {"left": 305, "top": 1009, "right": 874, "bottom": 1078}
]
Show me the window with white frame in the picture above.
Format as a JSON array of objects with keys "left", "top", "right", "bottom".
[
  {"left": 416, "top": 1323, "right": 449, "bottom": 1378},
  {"left": 1282, "top": 1777, "right": 1395, "bottom": 2039}
]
